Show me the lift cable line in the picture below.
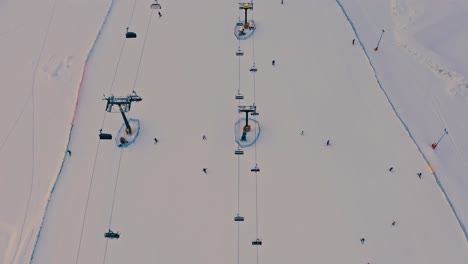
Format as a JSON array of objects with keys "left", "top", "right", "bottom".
[
  {"left": 235, "top": 4, "right": 244, "bottom": 263},
  {"left": 102, "top": 149, "right": 124, "bottom": 264},
  {"left": 247, "top": 3, "right": 263, "bottom": 263},
  {"left": 75, "top": 21, "right": 131, "bottom": 264},
  {"left": 131, "top": 8, "right": 155, "bottom": 93},
  {"left": 0, "top": 96, "right": 31, "bottom": 152},
  {"left": 100, "top": 5, "right": 157, "bottom": 263},
  {"left": 74, "top": 0, "right": 141, "bottom": 262}
]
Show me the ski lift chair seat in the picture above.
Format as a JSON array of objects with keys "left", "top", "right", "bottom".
[{"left": 126, "top": 32, "right": 137, "bottom": 38}]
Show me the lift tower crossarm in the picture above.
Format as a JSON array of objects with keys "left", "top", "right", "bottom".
[
  {"left": 102, "top": 91, "right": 143, "bottom": 135},
  {"left": 238, "top": 105, "right": 256, "bottom": 130}
]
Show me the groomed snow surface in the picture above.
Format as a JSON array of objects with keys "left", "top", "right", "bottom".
[
  {"left": 0, "top": 0, "right": 110, "bottom": 263},
  {"left": 339, "top": 0, "right": 468, "bottom": 239},
  {"left": 1, "top": 0, "right": 468, "bottom": 263}
]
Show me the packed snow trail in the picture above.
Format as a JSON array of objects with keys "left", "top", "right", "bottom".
[{"left": 33, "top": 0, "right": 468, "bottom": 264}]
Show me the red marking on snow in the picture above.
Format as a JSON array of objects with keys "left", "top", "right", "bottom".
[{"left": 71, "top": 63, "right": 87, "bottom": 125}]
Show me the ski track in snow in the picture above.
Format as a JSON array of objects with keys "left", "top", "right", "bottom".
[
  {"left": 335, "top": 0, "right": 468, "bottom": 242},
  {"left": 390, "top": 0, "right": 468, "bottom": 98},
  {"left": 10, "top": 0, "right": 58, "bottom": 262}
]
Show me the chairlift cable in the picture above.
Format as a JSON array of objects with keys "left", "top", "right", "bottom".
[
  {"left": 109, "top": 0, "right": 139, "bottom": 94},
  {"left": 76, "top": 0, "right": 139, "bottom": 262},
  {"left": 251, "top": 15, "right": 256, "bottom": 100},
  {"left": 236, "top": 4, "right": 242, "bottom": 263},
  {"left": 0, "top": 95, "right": 30, "bottom": 152},
  {"left": 75, "top": 65, "right": 116, "bottom": 264},
  {"left": 102, "top": 2, "right": 149, "bottom": 263},
  {"left": 75, "top": 61, "right": 116, "bottom": 264},
  {"left": 128, "top": 0, "right": 138, "bottom": 29},
  {"left": 237, "top": 154, "right": 241, "bottom": 264},
  {"left": 250, "top": 5, "right": 261, "bottom": 264},
  {"left": 255, "top": 170, "right": 259, "bottom": 238},
  {"left": 102, "top": 149, "right": 124, "bottom": 264},
  {"left": 74, "top": 135, "right": 105, "bottom": 264},
  {"left": 108, "top": 39, "right": 128, "bottom": 95},
  {"left": 131, "top": 9, "right": 155, "bottom": 93}
]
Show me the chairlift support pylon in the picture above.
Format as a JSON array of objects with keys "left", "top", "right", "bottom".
[
  {"left": 239, "top": 3, "right": 254, "bottom": 28},
  {"left": 103, "top": 91, "right": 142, "bottom": 135},
  {"left": 238, "top": 104, "right": 257, "bottom": 131},
  {"left": 103, "top": 91, "right": 142, "bottom": 113}
]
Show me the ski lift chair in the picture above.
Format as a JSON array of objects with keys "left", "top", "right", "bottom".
[
  {"left": 236, "top": 48, "right": 244, "bottom": 56},
  {"left": 234, "top": 214, "right": 244, "bottom": 222},
  {"left": 104, "top": 229, "right": 120, "bottom": 239},
  {"left": 234, "top": 147, "right": 244, "bottom": 155},
  {"left": 99, "top": 129, "right": 112, "bottom": 140},
  {"left": 252, "top": 238, "right": 262, "bottom": 246},
  {"left": 251, "top": 165, "right": 260, "bottom": 172},
  {"left": 235, "top": 92, "right": 244, "bottom": 100},
  {"left": 125, "top": 27, "right": 137, "bottom": 38}
]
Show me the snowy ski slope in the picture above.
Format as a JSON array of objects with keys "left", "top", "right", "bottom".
[
  {"left": 30, "top": 0, "right": 468, "bottom": 263},
  {"left": 339, "top": 0, "right": 468, "bottom": 237},
  {"left": 0, "top": 0, "right": 110, "bottom": 262}
]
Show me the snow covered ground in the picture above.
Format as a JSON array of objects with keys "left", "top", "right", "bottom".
[
  {"left": 0, "top": 0, "right": 110, "bottom": 263},
  {"left": 30, "top": 0, "right": 468, "bottom": 263},
  {"left": 338, "top": 0, "right": 468, "bottom": 237},
  {"left": 2, "top": 0, "right": 468, "bottom": 263}
]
